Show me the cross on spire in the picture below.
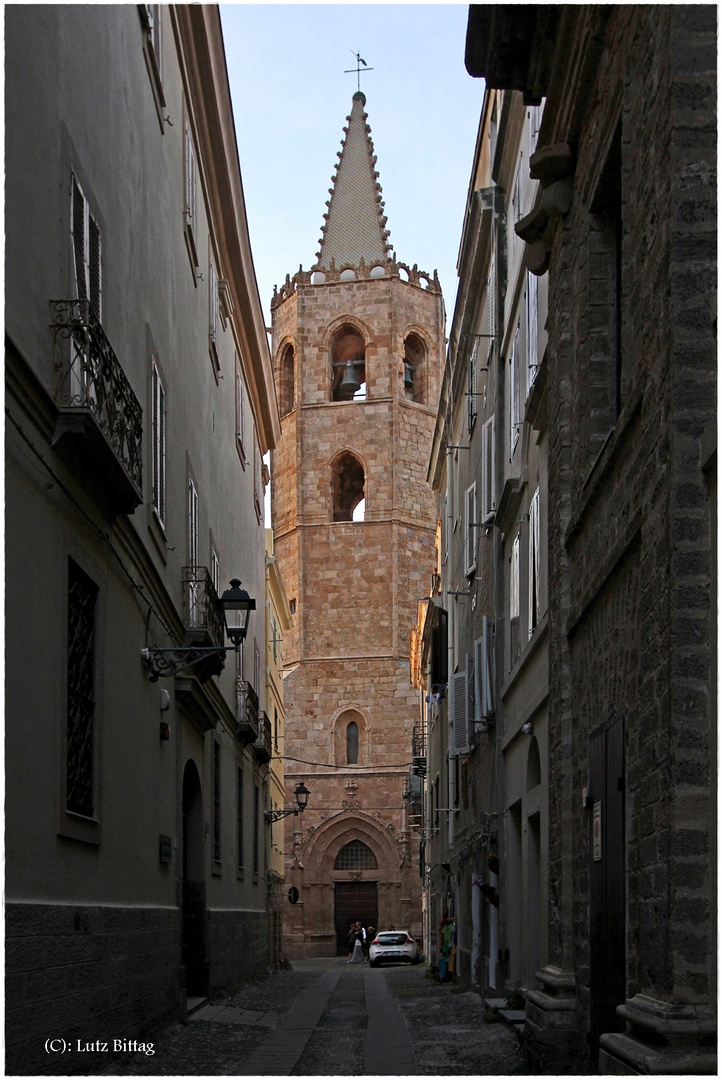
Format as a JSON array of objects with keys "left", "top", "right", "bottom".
[{"left": 344, "top": 51, "right": 374, "bottom": 93}]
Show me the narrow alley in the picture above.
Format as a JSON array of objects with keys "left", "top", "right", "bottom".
[{"left": 91, "top": 960, "right": 524, "bottom": 1076}]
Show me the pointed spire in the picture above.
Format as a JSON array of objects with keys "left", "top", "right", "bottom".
[{"left": 315, "top": 92, "right": 392, "bottom": 271}]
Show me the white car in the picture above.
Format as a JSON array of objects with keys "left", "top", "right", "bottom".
[{"left": 368, "top": 930, "right": 420, "bottom": 967}]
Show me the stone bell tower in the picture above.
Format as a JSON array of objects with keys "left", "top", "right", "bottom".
[{"left": 270, "top": 91, "right": 444, "bottom": 957}]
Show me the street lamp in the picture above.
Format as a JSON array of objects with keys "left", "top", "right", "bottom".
[
  {"left": 264, "top": 782, "right": 311, "bottom": 823},
  {"left": 141, "top": 578, "right": 256, "bottom": 681}
]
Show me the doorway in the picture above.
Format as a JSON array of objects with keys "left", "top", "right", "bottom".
[
  {"left": 588, "top": 712, "right": 626, "bottom": 1067},
  {"left": 334, "top": 881, "right": 378, "bottom": 954},
  {"left": 182, "top": 759, "right": 208, "bottom": 995}
]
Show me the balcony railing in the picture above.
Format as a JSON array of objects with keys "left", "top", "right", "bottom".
[
  {"left": 237, "top": 679, "right": 259, "bottom": 741},
  {"left": 254, "top": 711, "right": 272, "bottom": 764},
  {"left": 51, "top": 300, "right": 142, "bottom": 510},
  {"left": 182, "top": 566, "right": 224, "bottom": 647},
  {"left": 412, "top": 724, "right": 427, "bottom": 777}
]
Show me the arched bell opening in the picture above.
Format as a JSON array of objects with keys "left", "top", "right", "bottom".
[
  {"left": 331, "top": 451, "right": 365, "bottom": 522},
  {"left": 331, "top": 325, "right": 366, "bottom": 401},
  {"left": 402, "top": 332, "right": 426, "bottom": 404}
]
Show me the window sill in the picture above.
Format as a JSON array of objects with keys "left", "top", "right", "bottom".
[{"left": 58, "top": 810, "right": 101, "bottom": 847}]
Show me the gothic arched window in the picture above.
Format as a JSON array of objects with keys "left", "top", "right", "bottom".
[
  {"left": 346, "top": 720, "right": 359, "bottom": 764},
  {"left": 331, "top": 451, "right": 365, "bottom": 522},
  {"left": 331, "top": 325, "right": 366, "bottom": 401},
  {"left": 334, "top": 840, "right": 378, "bottom": 870}
]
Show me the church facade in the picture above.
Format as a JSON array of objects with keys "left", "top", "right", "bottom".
[{"left": 270, "top": 92, "right": 443, "bottom": 956}]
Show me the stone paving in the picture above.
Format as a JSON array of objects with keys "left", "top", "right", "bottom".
[{"left": 99, "top": 959, "right": 525, "bottom": 1076}]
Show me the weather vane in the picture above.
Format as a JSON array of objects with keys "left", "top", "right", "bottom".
[{"left": 344, "top": 51, "right": 374, "bottom": 93}]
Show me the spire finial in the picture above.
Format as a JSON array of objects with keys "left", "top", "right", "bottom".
[{"left": 344, "top": 51, "right": 374, "bottom": 94}]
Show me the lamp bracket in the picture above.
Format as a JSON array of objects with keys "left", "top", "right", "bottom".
[
  {"left": 141, "top": 645, "right": 233, "bottom": 682},
  {"left": 264, "top": 807, "right": 300, "bottom": 823}
]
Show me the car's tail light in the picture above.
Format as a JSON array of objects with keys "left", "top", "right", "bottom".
[{"left": 372, "top": 937, "right": 379, "bottom": 945}]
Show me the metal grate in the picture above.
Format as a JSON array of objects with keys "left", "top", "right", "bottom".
[
  {"left": 66, "top": 560, "right": 98, "bottom": 817},
  {"left": 334, "top": 839, "right": 378, "bottom": 870}
]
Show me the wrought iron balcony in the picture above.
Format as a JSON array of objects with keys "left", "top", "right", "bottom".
[
  {"left": 51, "top": 300, "right": 143, "bottom": 515},
  {"left": 237, "top": 679, "right": 259, "bottom": 742},
  {"left": 182, "top": 567, "right": 224, "bottom": 647},
  {"left": 412, "top": 724, "right": 427, "bottom": 777},
  {"left": 254, "top": 711, "right": 272, "bottom": 764}
]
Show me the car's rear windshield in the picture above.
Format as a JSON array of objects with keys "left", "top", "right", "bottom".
[{"left": 377, "top": 934, "right": 408, "bottom": 945}]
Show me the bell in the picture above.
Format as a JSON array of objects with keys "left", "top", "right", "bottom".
[
  {"left": 404, "top": 363, "right": 415, "bottom": 391},
  {"left": 337, "top": 360, "right": 361, "bottom": 400}
]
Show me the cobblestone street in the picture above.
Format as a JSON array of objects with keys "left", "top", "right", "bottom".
[{"left": 98, "top": 960, "right": 524, "bottom": 1076}]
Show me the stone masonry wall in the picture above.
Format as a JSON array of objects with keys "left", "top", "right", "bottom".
[
  {"left": 5, "top": 903, "right": 181, "bottom": 1075},
  {"left": 544, "top": 2, "right": 716, "bottom": 1046}
]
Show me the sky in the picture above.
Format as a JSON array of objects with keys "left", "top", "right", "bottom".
[{"left": 220, "top": 4, "right": 485, "bottom": 330}]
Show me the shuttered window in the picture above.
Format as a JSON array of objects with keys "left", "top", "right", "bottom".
[
  {"left": 464, "top": 482, "right": 477, "bottom": 577},
  {"left": 528, "top": 488, "right": 541, "bottom": 638},
  {"left": 184, "top": 119, "right": 198, "bottom": 266},
  {"left": 71, "top": 173, "right": 101, "bottom": 319},
  {"left": 450, "top": 669, "right": 469, "bottom": 757},
  {"left": 482, "top": 415, "right": 496, "bottom": 522},
  {"left": 510, "top": 324, "right": 521, "bottom": 457},
  {"left": 510, "top": 531, "right": 521, "bottom": 667},
  {"left": 474, "top": 616, "right": 495, "bottom": 723},
  {"left": 526, "top": 271, "right": 539, "bottom": 397},
  {"left": 151, "top": 361, "right": 166, "bottom": 527}
]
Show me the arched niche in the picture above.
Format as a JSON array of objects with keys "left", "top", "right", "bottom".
[
  {"left": 331, "top": 451, "right": 365, "bottom": 522},
  {"left": 331, "top": 324, "right": 366, "bottom": 401}
]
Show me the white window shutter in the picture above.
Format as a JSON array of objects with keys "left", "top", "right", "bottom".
[
  {"left": 474, "top": 636, "right": 483, "bottom": 722},
  {"left": 482, "top": 415, "right": 496, "bottom": 522},
  {"left": 526, "top": 271, "right": 538, "bottom": 397},
  {"left": 449, "top": 670, "right": 468, "bottom": 757},
  {"left": 466, "top": 652, "right": 475, "bottom": 734},
  {"left": 464, "top": 482, "right": 477, "bottom": 576},
  {"left": 528, "top": 488, "right": 540, "bottom": 638},
  {"left": 510, "top": 324, "right": 521, "bottom": 455}
]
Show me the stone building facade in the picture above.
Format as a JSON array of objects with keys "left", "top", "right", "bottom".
[
  {"left": 464, "top": 4, "right": 717, "bottom": 1074},
  {"left": 417, "top": 83, "right": 551, "bottom": 999},
  {"left": 270, "top": 92, "right": 444, "bottom": 956},
  {"left": 5, "top": 7, "right": 279, "bottom": 1072}
]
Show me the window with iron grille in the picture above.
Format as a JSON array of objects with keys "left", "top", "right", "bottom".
[
  {"left": 213, "top": 740, "right": 221, "bottom": 863},
  {"left": 67, "top": 559, "right": 98, "bottom": 818},
  {"left": 151, "top": 361, "right": 166, "bottom": 526},
  {"left": 237, "top": 766, "right": 244, "bottom": 871},
  {"left": 71, "top": 172, "right": 101, "bottom": 319},
  {"left": 334, "top": 839, "right": 378, "bottom": 870}
]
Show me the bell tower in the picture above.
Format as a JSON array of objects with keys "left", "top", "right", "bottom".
[{"left": 270, "top": 91, "right": 444, "bottom": 957}]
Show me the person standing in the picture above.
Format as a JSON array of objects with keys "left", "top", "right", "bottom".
[
  {"left": 351, "top": 922, "right": 365, "bottom": 964},
  {"left": 347, "top": 923, "right": 357, "bottom": 962}
]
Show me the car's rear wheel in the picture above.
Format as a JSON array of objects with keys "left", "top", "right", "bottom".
[{"left": 370, "top": 959, "right": 381, "bottom": 968}]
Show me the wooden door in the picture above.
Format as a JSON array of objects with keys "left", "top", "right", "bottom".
[
  {"left": 334, "top": 882, "right": 378, "bottom": 954},
  {"left": 588, "top": 712, "right": 626, "bottom": 1067}
]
